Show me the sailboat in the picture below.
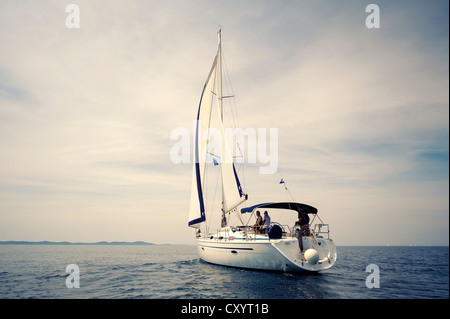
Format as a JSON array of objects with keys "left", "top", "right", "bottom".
[{"left": 188, "top": 30, "right": 337, "bottom": 272}]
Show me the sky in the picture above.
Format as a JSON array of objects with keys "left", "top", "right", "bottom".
[{"left": 0, "top": 0, "right": 448, "bottom": 245}]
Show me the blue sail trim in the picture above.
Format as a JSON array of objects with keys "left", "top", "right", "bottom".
[
  {"left": 194, "top": 106, "right": 205, "bottom": 216},
  {"left": 188, "top": 216, "right": 205, "bottom": 227},
  {"left": 232, "top": 163, "right": 244, "bottom": 197},
  {"left": 188, "top": 81, "right": 208, "bottom": 227},
  {"left": 188, "top": 54, "right": 217, "bottom": 227}
]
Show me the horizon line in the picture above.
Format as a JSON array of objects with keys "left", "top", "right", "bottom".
[{"left": 0, "top": 240, "right": 447, "bottom": 247}]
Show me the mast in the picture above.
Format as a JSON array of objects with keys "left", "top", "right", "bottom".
[
  {"left": 217, "top": 29, "right": 223, "bottom": 120},
  {"left": 215, "top": 29, "right": 248, "bottom": 227},
  {"left": 217, "top": 29, "right": 227, "bottom": 227}
]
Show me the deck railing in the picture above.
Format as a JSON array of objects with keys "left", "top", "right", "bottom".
[
  {"left": 201, "top": 223, "right": 331, "bottom": 241},
  {"left": 311, "top": 224, "right": 330, "bottom": 240}
]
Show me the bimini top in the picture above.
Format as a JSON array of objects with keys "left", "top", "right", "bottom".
[{"left": 240, "top": 202, "right": 318, "bottom": 215}]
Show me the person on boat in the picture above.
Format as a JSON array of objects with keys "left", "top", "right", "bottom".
[
  {"left": 252, "top": 211, "right": 264, "bottom": 232},
  {"left": 295, "top": 208, "right": 310, "bottom": 234},
  {"left": 261, "top": 211, "right": 271, "bottom": 233},
  {"left": 295, "top": 208, "right": 310, "bottom": 251}
]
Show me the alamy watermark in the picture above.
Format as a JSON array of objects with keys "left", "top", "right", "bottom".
[
  {"left": 366, "top": 4, "right": 380, "bottom": 29},
  {"left": 365, "top": 264, "right": 380, "bottom": 288},
  {"left": 64, "top": 3, "right": 379, "bottom": 30},
  {"left": 65, "top": 4, "right": 80, "bottom": 29},
  {"left": 65, "top": 264, "right": 80, "bottom": 288},
  {"left": 170, "top": 121, "right": 278, "bottom": 174}
]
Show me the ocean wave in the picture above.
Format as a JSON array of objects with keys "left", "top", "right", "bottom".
[
  {"left": 175, "top": 258, "right": 200, "bottom": 266},
  {"left": 141, "top": 262, "right": 158, "bottom": 267}
]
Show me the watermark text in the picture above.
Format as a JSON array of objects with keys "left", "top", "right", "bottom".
[
  {"left": 65, "top": 264, "right": 80, "bottom": 288},
  {"left": 170, "top": 121, "right": 278, "bottom": 174}
]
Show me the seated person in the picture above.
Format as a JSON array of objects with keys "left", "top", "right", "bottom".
[
  {"left": 261, "top": 211, "right": 271, "bottom": 233},
  {"left": 252, "top": 211, "right": 264, "bottom": 233}
]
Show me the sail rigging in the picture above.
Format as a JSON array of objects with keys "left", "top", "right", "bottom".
[{"left": 188, "top": 30, "right": 246, "bottom": 228}]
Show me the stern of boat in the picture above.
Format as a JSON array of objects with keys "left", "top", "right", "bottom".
[{"left": 270, "top": 223, "right": 337, "bottom": 272}]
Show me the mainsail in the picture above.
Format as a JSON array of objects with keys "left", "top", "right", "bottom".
[{"left": 188, "top": 30, "right": 246, "bottom": 228}]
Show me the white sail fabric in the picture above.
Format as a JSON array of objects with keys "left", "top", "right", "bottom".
[
  {"left": 189, "top": 30, "right": 246, "bottom": 228},
  {"left": 188, "top": 55, "right": 217, "bottom": 228},
  {"left": 218, "top": 108, "right": 246, "bottom": 213},
  {"left": 216, "top": 30, "right": 245, "bottom": 213}
]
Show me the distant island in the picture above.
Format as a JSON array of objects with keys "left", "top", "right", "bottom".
[{"left": 0, "top": 241, "right": 157, "bottom": 245}]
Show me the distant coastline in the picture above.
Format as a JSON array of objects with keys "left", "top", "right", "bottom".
[
  {"left": 0, "top": 241, "right": 445, "bottom": 247},
  {"left": 0, "top": 241, "right": 157, "bottom": 245}
]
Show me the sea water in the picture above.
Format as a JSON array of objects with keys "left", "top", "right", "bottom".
[{"left": 0, "top": 245, "right": 448, "bottom": 299}]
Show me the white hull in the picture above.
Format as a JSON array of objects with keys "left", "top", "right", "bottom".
[{"left": 197, "top": 228, "right": 337, "bottom": 272}]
